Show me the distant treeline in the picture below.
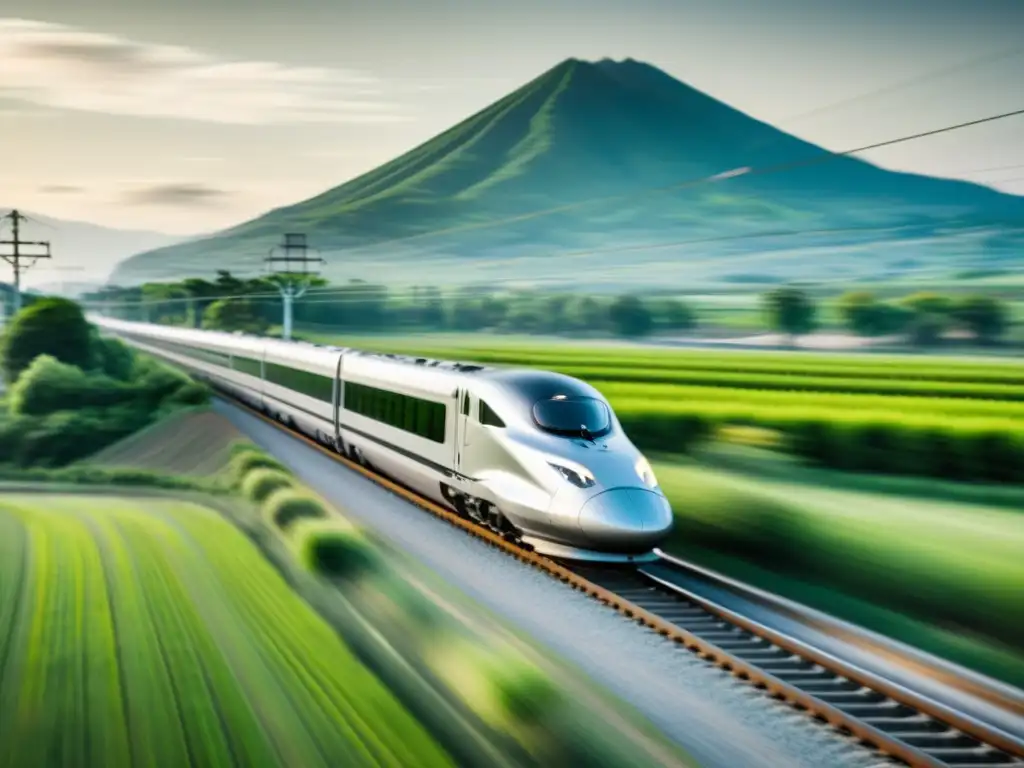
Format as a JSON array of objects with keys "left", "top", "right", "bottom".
[
  {"left": 79, "top": 272, "right": 1015, "bottom": 345},
  {"left": 82, "top": 271, "right": 696, "bottom": 338},
  {"left": 763, "top": 287, "right": 1013, "bottom": 346}
]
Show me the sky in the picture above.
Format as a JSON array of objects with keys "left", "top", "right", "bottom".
[{"left": 1, "top": 0, "right": 1022, "bottom": 241}]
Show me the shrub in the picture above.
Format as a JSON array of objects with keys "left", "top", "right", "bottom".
[
  {"left": 0, "top": 406, "right": 153, "bottom": 468},
  {"left": 165, "top": 380, "right": 211, "bottom": 407},
  {"left": 7, "top": 353, "right": 202, "bottom": 418},
  {"left": 488, "top": 660, "right": 563, "bottom": 728},
  {"left": 264, "top": 488, "right": 328, "bottom": 530},
  {"left": 0, "top": 297, "right": 94, "bottom": 384},
  {"left": 241, "top": 468, "right": 294, "bottom": 503},
  {"left": 228, "top": 449, "right": 288, "bottom": 486},
  {"left": 294, "top": 521, "right": 380, "bottom": 580},
  {"left": 90, "top": 333, "right": 136, "bottom": 381},
  {"left": 8, "top": 355, "right": 130, "bottom": 416}
]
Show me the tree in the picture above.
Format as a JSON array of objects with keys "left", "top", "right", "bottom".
[
  {"left": 872, "top": 303, "right": 914, "bottom": 336},
  {"left": 952, "top": 295, "right": 1009, "bottom": 345},
  {"left": 563, "top": 296, "right": 607, "bottom": 333},
  {"left": 654, "top": 298, "right": 697, "bottom": 332},
  {"left": 899, "top": 292, "right": 953, "bottom": 317},
  {"left": 0, "top": 297, "right": 94, "bottom": 384},
  {"left": 908, "top": 313, "right": 946, "bottom": 347},
  {"left": 763, "top": 287, "right": 817, "bottom": 343},
  {"left": 608, "top": 295, "right": 654, "bottom": 337},
  {"left": 837, "top": 291, "right": 911, "bottom": 337},
  {"left": 837, "top": 291, "right": 880, "bottom": 336},
  {"left": 202, "top": 298, "right": 269, "bottom": 334}
]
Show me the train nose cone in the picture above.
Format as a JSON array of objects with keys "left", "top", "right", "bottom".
[{"left": 578, "top": 488, "right": 674, "bottom": 549}]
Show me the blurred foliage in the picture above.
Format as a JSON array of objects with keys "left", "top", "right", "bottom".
[
  {"left": 838, "top": 289, "right": 1012, "bottom": 345},
  {"left": 263, "top": 488, "right": 329, "bottom": 530},
  {"left": 83, "top": 271, "right": 1017, "bottom": 349},
  {"left": 0, "top": 297, "right": 95, "bottom": 383},
  {"left": 0, "top": 298, "right": 209, "bottom": 468},
  {"left": 658, "top": 456, "right": 1024, "bottom": 686},
  {"left": 763, "top": 286, "right": 817, "bottom": 340}
]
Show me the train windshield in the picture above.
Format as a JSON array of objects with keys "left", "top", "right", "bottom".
[{"left": 532, "top": 396, "right": 611, "bottom": 439}]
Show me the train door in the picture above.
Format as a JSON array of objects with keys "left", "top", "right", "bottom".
[
  {"left": 453, "top": 388, "right": 472, "bottom": 479},
  {"left": 333, "top": 353, "right": 344, "bottom": 450}
]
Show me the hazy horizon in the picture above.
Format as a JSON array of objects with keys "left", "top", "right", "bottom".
[{"left": 2, "top": 0, "right": 1022, "bottom": 243}]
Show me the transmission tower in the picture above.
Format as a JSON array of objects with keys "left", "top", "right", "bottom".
[
  {"left": 1, "top": 209, "right": 52, "bottom": 316},
  {"left": 265, "top": 233, "right": 324, "bottom": 340}
]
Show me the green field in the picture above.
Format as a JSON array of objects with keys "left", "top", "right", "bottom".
[{"left": 0, "top": 493, "right": 452, "bottom": 768}]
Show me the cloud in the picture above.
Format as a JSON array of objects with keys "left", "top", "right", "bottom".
[
  {"left": 0, "top": 18, "right": 413, "bottom": 125},
  {"left": 39, "top": 184, "right": 84, "bottom": 194},
  {"left": 123, "top": 183, "right": 230, "bottom": 207}
]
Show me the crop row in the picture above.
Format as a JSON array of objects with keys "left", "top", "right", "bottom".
[
  {"left": 557, "top": 365, "right": 1024, "bottom": 401},
  {"left": 351, "top": 342, "right": 1024, "bottom": 386},
  {"left": 615, "top": 401, "right": 1024, "bottom": 483},
  {"left": 0, "top": 495, "right": 451, "bottom": 768},
  {"left": 595, "top": 382, "right": 1024, "bottom": 421}
]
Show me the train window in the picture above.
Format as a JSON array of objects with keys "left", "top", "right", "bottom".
[
  {"left": 344, "top": 381, "right": 446, "bottom": 443},
  {"left": 143, "top": 337, "right": 230, "bottom": 367},
  {"left": 265, "top": 362, "right": 334, "bottom": 402},
  {"left": 461, "top": 392, "right": 470, "bottom": 415},
  {"left": 231, "top": 355, "right": 262, "bottom": 377},
  {"left": 479, "top": 400, "right": 505, "bottom": 428},
  {"left": 532, "top": 396, "right": 611, "bottom": 439}
]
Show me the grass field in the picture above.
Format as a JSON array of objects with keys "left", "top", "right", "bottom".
[{"left": 0, "top": 493, "right": 452, "bottom": 767}]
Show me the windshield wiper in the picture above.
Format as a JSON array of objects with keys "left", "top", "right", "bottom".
[{"left": 580, "top": 424, "right": 595, "bottom": 443}]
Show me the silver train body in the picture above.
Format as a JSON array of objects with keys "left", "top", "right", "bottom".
[{"left": 90, "top": 315, "right": 673, "bottom": 562}]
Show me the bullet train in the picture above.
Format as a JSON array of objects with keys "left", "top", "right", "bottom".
[{"left": 90, "top": 315, "right": 673, "bottom": 562}]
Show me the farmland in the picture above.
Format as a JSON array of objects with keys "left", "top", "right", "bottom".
[
  {"left": 87, "top": 408, "right": 246, "bottom": 476},
  {"left": 0, "top": 492, "right": 452, "bottom": 767}
]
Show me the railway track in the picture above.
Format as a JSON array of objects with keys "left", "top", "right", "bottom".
[
  {"left": 224, "top": 395, "right": 1024, "bottom": 768},
  {"left": 564, "top": 559, "right": 1024, "bottom": 768}
]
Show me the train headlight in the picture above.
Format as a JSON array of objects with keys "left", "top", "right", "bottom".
[
  {"left": 635, "top": 456, "right": 659, "bottom": 489},
  {"left": 548, "top": 462, "right": 595, "bottom": 489}
]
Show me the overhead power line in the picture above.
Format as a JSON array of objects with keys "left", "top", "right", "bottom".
[
  {"left": 776, "top": 44, "right": 1024, "bottom": 126},
  {"left": 955, "top": 162, "right": 1024, "bottom": 176}
]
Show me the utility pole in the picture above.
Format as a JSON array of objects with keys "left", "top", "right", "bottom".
[
  {"left": 1, "top": 209, "right": 52, "bottom": 316},
  {"left": 265, "top": 233, "right": 323, "bottom": 340}
]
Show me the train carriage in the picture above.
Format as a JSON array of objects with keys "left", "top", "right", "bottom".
[
  {"left": 90, "top": 314, "right": 673, "bottom": 562},
  {"left": 335, "top": 353, "right": 460, "bottom": 502},
  {"left": 259, "top": 338, "right": 342, "bottom": 445}
]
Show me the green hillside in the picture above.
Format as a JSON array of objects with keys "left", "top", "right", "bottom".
[{"left": 110, "top": 57, "right": 1024, "bottom": 288}]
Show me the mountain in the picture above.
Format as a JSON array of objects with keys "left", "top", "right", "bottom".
[
  {"left": 110, "top": 58, "right": 1024, "bottom": 289},
  {"left": 0, "top": 210, "right": 185, "bottom": 289}
]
